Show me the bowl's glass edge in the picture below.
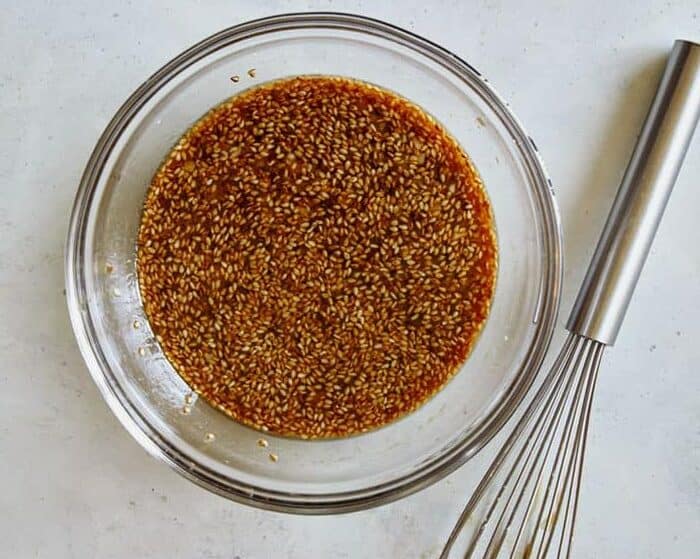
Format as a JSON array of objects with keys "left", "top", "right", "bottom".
[{"left": 65, "top": 11, "right": 563, "bottom": 514}]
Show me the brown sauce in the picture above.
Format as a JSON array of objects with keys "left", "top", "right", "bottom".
[{"left": 137, "top": 76, "right": 497, "bottom": 438}]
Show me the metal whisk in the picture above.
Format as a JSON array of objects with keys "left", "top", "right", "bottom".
[{"left": 441, "top": 39, "right": 700, "bottom": 559}]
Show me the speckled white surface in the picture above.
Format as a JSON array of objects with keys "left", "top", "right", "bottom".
[{"left": 1, "top": 1, "right": 698, "bottom": 558}]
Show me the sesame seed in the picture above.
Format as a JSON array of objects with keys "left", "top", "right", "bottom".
[
  {"left": 203, "top": 432, "right": 215, "bottom": 443},
  {"left": 268, "top": 453, "right": 278, "bottom": 462},
  {"left": 257, "top": 438, "right": 269, "bottom": 448}
]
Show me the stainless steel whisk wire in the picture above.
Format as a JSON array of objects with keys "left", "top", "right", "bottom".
[
  {"left": 441, "top": 40, "right": 700, "bottom": 559},
  {"left": 441, "top": 336, "right": 603, "bottom": 558}
]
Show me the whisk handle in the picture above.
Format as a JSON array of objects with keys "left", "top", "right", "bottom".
[{"left": 567, "top": 40, "right": 700, "bottom": 345}]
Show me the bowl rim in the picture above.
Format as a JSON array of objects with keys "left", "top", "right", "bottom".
[{"left": 65, "top": 11, "right": 563, "bottom": 514}]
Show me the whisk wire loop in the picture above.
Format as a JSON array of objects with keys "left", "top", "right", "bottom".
[{"left": 440, "top": 335, "right": 605, "bottom": 559}]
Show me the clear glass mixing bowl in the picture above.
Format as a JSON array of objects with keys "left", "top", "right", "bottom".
[{"left": 65, "top": 13, "right": 562, "bottom": 513}]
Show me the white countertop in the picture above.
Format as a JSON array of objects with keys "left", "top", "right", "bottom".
[{"left": 1, "top": 1, "right": 698, "bottom": 557}]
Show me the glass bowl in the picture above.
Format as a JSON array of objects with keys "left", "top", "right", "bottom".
[{"left": 65, "top": 13, "right": 562, "bottom": 513}]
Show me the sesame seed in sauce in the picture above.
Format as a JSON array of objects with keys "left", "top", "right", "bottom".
[{"left": 137, "top": 76, "right": 497, "bottom": 439}]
